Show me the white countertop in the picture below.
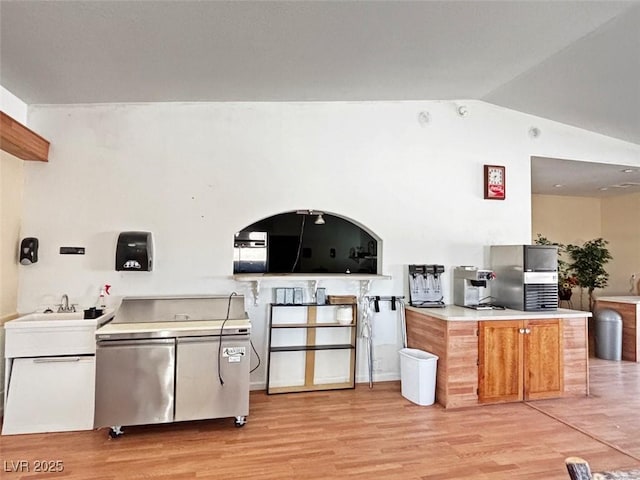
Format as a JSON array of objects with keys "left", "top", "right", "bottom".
[
  {"left": 405, "top": 305, "right": 591, "bottom": 321},
  {"left": 596, "top": 296, "right": 640, "bottom": 304},
  {"left": 96, "top": 318, "right": 251, "bottom": 336}
]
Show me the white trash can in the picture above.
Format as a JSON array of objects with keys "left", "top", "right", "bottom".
[{"left": 399, "top": 348, "right": 438, "bottom": 406}]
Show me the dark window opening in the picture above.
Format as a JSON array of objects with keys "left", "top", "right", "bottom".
[{"left": 233, "top": 212, "right": 378, "bottom": 274}]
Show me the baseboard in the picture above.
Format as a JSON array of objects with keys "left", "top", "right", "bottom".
[
  {"left": 250, "top": 372, "right": 401, "bottom": 392},
  {"left": 356, "top": 372, "right": 400, "bottom": 383}
]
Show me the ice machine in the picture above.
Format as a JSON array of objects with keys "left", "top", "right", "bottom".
[{"left": 490, "top": 245, "right": 558, "bottom": 311}]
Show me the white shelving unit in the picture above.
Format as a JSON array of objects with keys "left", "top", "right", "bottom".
[{"left": 266, "top": 303, "right": 357, "bottom": 394}]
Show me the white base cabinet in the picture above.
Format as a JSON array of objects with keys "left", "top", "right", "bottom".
[{"left": 2, "top": 356, "right": 95, "bottom": 435}]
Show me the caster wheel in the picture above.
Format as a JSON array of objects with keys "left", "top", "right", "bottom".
[
  {"left": 108, "top": 426, "right": 124, "bottom": 438},
  {"left": 234, "top": 416, "right": 247, "bottom": 428}
]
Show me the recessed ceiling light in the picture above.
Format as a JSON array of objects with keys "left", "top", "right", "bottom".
[
  {"left": 599, "top": 187, "right": 609, "bottom": 191},
  {"left": 621, "top": 168, "right": 636, "bottom": 173},
  {"left": 553, "top": 184, "right": 563, "bottom": 188}
]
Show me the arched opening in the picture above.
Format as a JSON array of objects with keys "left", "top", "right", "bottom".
[{"left": 233, "top": 210, "right": 380, "bottom": 274}]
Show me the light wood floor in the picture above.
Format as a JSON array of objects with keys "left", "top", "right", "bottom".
[{"left": 1, "top": 358, "right": 639, "bottom": 479}]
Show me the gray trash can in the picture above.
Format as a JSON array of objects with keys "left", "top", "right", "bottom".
[{"left": 595, "top": 309, "right": 622, "bottom": 361}]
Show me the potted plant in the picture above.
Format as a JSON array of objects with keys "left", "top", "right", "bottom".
[
  {"left": 565, "top": 238, "right": 612, "bottom": 311},
  {"left": 558, "top": 272, "right": 579, "bottom": 301}
]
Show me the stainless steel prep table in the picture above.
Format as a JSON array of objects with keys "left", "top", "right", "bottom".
[{"left": 94, "top": 295, "right": 251, "bottom": 437}]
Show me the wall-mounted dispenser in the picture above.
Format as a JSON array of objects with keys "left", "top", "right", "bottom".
[
  {"left": 19, "top": 237, "right": 39, "bottom": 265},
  {"left": 115, "top": 231, "right": 153, "bottom": 271}
]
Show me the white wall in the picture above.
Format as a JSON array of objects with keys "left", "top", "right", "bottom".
[
  {"left": 0, "top": 84, "right": 28, "bottom": 414},
  {"left": 20, "top": 100, "right": 640, "bottom": 387},
  {"left": 531, "top": 194, "right": 603, "bottom": 310},
  {"left": 533, "top": 192, "right": 640, "bottom": 303},
  {"left": 532, "top": 194, "right": 602, "bottom": 247},
  {"left": 0, "top": 154, "right": 24, "bottom": 317},
  {"left": 0, "top": 85, "right": 27, "bottom": 318},
  {"left": 1, "top": 86, "right": 28, "bottom": 123},
  {"left": 601, "top": 193, "right": 640, "bottom": 295}
]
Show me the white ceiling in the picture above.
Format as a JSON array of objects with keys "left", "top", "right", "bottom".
[
  {"left": 531, "top": 157, "right": 640, "bottom": 197},
  {"left": 1, "top": 1, "right": 639, "bottom": 195}
]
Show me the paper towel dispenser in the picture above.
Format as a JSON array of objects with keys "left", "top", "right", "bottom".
[{"left": 116, "top": 231, "right": 153, "bottom": 271}]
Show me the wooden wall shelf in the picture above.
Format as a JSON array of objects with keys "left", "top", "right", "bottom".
[{"left": 0, "top": 111, "right": 50, "bottom": 162}]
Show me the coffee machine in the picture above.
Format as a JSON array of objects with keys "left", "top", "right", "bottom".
[
  {"left": 453, "top": 266, "right": 499, "bottom": 309},
  {"left": 408, "top": 264, "right": 445, "bottom": 307}
]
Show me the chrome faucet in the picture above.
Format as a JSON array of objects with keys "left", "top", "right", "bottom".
[{"left": 57, "top": 294, "right": 76, "bottom": 313}]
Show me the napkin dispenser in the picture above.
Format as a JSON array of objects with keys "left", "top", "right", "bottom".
[{"left": 115, "top": 231, "right": 153, "bottom": 271}]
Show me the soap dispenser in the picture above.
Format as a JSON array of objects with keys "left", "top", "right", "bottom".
[{"left": 19, "top": 237, "right": 39, "bottom": 265}]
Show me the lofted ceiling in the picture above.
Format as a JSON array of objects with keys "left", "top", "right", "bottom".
[{"left": 1, "top": 1, "right": 639, "bottom": 194}]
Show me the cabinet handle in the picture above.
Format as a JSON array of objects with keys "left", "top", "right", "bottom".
[
  {"left": 519, "top": 328, "right": 525, "bottom": 334},
  {"left": 525, "top": 328, "right": 531, "bottom": 334},
  {"left": 33, "top": 357, "right": 82, "bottom": 363}
]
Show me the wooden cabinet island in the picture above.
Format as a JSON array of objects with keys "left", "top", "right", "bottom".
[{"left": 405, "top": 306, "right": 590, "bottom": 408}]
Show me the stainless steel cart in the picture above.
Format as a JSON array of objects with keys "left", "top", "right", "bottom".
[{"left": 94, "top": 295, "right": 251, "bottom": 437}]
